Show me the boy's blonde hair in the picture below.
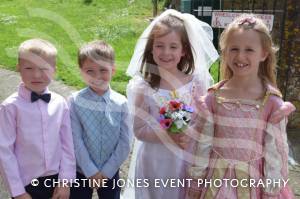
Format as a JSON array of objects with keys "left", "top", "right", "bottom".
[
  {"left": 18, "top": 38, "right": 57, "bottom": 65},
  {"left": 219, "top": 14, "right": 278, "bottom": 86},
  {"left": 78, "top": 40, "right": 115, "bottom": 68}
]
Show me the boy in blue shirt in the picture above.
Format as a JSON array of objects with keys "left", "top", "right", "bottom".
[{"left": 69, "top": 40, "right": 132, "bottom": 199}]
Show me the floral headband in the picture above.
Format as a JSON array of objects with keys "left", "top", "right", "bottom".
[{"left": 238, "top": 16, "right": 256, "bottom": 29}]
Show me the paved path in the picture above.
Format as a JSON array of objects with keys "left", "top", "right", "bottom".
[
  {"left": 0, "top": 68, "right": 299, "bottom": 198},
  {"left": 0, "top": 68, "right": 75, "bottom": 101}
]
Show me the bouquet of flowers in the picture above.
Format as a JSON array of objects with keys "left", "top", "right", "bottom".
[{"left": 159, "top": 100, "right": 194, "bottom": 134}]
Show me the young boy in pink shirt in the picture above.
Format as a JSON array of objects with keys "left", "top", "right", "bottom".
[{"left": 0, "top": 38, "right": 76, "bottom": 199}]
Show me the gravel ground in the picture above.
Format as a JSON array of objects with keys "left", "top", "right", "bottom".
[{"left": 0, "top": 68, "right": 299, "bottom": 198}]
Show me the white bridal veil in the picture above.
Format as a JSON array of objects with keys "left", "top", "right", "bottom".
[
  {"left": 123, "top": 9, "right": 219, "bottom": 199},
  {"left": 126, "top": 9, "right": 219, "bottom": 89}
]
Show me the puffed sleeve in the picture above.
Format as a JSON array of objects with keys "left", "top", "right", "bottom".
[
  {"left": 263, "top": 96, "right": 290, "bottom": 197},
  {"left": 188, "top": 93, "right": 214, "bottom": 179},
  {"left": 186, "top": 93, "right": 214, "bottom": 199},
  {"left": 126, "top": 75, "right": 166, "bottom": 143}
]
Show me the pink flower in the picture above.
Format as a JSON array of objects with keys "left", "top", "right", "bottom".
[
  {"left": 238, "top": 16, "right": 256, "bottom": 26},
  {"left": 159, "top": 118, "right": 172, "bottom": 129},
  {"left": 169, "top": 100, "right": 181, "bottom": 111},
  {"left": 159, "top": 106, "right": 167, "bottom": 114}
]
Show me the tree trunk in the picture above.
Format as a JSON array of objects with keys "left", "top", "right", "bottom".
[
  {"left": 153, "top": 0, "right": 158, "bottom": 17},
  {"left": 172, "top": 0, "right": 181, "bottom": 10}
]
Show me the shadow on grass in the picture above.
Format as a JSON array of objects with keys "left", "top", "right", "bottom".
[{"left": 83, "top": 0, "right": 93, "bottom": 5}]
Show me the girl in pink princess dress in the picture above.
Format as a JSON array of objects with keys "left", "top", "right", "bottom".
[{"left": 187, "top": 14, "right": 294, "bottom": 199}]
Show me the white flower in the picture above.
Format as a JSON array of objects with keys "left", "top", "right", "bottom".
[
  {"left": 175, "top": 119, "right": 184, "bottom": 129},
  {"left": 184, "top": 112, "right": 192, "bottom": 122},
  {"left": 171, "top": 112, "right": 183, "bottom": 120}
]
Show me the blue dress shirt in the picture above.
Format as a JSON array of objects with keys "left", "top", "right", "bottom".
[{"left": 69, "top": 87, "right": 132, "bottom": 178}]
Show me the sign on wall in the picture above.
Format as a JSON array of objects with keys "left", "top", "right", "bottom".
[{"left": 211, "top": 11, "right": 274, "bottom": 31}]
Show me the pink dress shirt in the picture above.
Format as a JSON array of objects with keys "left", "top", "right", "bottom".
[{"left": 0, "top": 83, "right": 76, "bottom": 197}]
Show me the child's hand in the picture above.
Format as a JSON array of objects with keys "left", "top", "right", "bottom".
[
  {"left": 14, "top": 193, "right": 32, "bottom": 199},
  {"left": 187, "top": 187, "right": 201, "bottom": 199},
  {"left": 88, "top": 172, "right": 107, "bottom": 189},
  {"left": 269, "top": 101, "right": 295, "bottom": 123},
  {"left": 52, "top": 186, "right": 70, "bottom": 199},
  {"left": 169, "top": 133, "right": 190, "bottom": 149},
  {"left": 88, "top": 171, "right": 104, "bottom": 181}
]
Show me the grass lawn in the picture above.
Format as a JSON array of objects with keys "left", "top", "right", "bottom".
[{"left": 0, "top": 0, "right": 219, "bottom": 94}]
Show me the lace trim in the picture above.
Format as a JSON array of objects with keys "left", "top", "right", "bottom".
[
  {"left": 153, "top": 81, "right": 196, "bottom": 106},
  {"left": 208, "top": 79, "right": 282, "bottom": 112}
]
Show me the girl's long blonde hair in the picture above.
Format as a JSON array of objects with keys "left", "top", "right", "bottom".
[{"left": 219, "top": 14, "right": 278, "bottom": 86}]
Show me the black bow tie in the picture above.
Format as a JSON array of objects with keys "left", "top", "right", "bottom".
[{"left": 31, "top": 92, "right": 51, "bottom": 103}]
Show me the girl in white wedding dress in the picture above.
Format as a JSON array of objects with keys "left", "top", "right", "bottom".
[{"left": 123, "top": 9, "right": 219, "bottom": 199}]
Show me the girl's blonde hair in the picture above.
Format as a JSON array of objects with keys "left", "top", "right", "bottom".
[
  {"left": 140, "top": 14, "right": 195, "bottom": 89},
  {"left": 219, "top": 14, "right": 278, "bottom": 86}
]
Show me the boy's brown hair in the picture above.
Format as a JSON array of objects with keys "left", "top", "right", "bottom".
[{"left": 78, "top": 40, "right": 115, "bottom": 68}]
